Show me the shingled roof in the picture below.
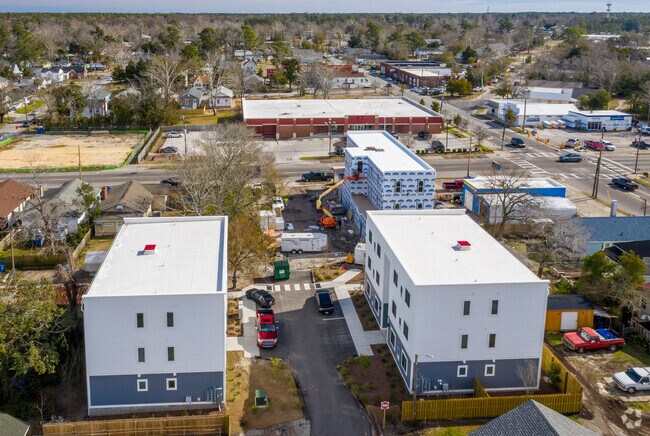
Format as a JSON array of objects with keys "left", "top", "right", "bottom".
[
  {"left": 0, "top": 179, "right": 35, "bottom": 218},
  {"left": 100, "top": 180, "right": 154, "bottom": 213}
]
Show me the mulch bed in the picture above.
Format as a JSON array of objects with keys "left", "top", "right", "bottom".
[{"left": 349, "top": 291, "right": 380, "bottom": 331}]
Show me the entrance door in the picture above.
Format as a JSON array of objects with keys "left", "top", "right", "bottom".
[{"left": 560, "top": 311, "right": 578, "bottom": 331}]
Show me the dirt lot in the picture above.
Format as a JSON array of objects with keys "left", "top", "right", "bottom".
[
  {"left": 0, "top": 133, "right": 142, "bottom": 169},
  {"left": 550, "top": 340, "right": 650, "bottom": 435}
]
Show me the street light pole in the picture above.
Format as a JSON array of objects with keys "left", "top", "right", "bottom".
[
  {"left": 77, "top": 142, "right": 83, "bottom": 181},
  {"left": 445, "top": 118, "right": 450, "bottom": 152},
  {"left": 634, "top": 127, "right": 642, "bottom": 174},
  {"left": 467, "top": 135, "right": 473, "bottom": 177},
  {"left": 23, "top": 97, "right": 29, "bottom": 133},
  {"left": 592, "top": 150, "right": 603, "bottom": 198}
]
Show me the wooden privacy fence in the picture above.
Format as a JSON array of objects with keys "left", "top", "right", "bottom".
[
  {"left": 402, "top": 345, "right": 583, "bottom": 422},
  {"left": 42, "top": 414, "right": 229, "bottom": 436}
]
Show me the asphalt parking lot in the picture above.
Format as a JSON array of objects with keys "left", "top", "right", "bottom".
[{"left": 259, "top": 279, "right": 372, "bottom": 435}]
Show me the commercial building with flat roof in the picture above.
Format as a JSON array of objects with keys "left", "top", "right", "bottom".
[
  {"left": 364, "top": 209, "right": 548, "bottom": 394},
  {"left": 83, "top": 216, "right": 228, "bottom": 416},
  {"left": 564, "top": 109, "right": 633, "bottom": 132},
  {"left": 486, "top": 99, "right": 578, "bottom": 127},
  {"left": 243, "top": 97, "right": 443, "bottom": 139},
  {"left": 379, "top": 61, "right": 451, "bottom": 88},
  {"left": 341, "top": 131, "right": 436, "bottom": 234}
]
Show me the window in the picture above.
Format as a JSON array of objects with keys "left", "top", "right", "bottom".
[
  {"left": 137, "top": 379, "right": 148, "bottom": 392},
  {"left": 166, "top": 378, "right": 178, "bottom": 391},
  {"left": 461, "top": 334, "right": 468, "bottom": 349},
  {"left": 116, "top": 204, "right": 124, "bottom": 211},
  {"left": 392, "top": 301, "right": 397, "bottom": 317},
  {"left": 393, "top": 203, "right": 400, "bottom": 210},
  {"left": 463, "top": 301, "right": 471, "bottom": 316},
  {"left": 376, "top": 244, "right": 381, "bottom": 258},
  {"left": 489, "top": 334, "right": 496, "bottom": 348},
  {"left": 457, "top": 365, "right": 468, "bottom": 378},
  {"left": 393, "top": 270, "right": 399, "bottom": 286},
  {"left": 167, "top": 312, "right": 174, "bottom": 327},
  {"left": 403, "top": 322, "right": 409, "bottom": 340},
  {"left": 375, "top": 271, "right": 380, "bottom": 285},
  {"left": 369, "top": 230, "right": 373, "bottom": 244},
  {"left": 485, "top": 364, "right": 495, "bottom": 377},
  {"left": 389, "top": 328, "right": 396, "bottom": 347},
  {"left": 400, "top": 351, "right": 408, "bottom": 372},
  {"left": 491, "top": 300, "right": 499, "bottom": 315},
  {"left": 417, "top": 202, "right": 423, "bottom": 209},
  {"left": 400, "top": 286, "right": 403, "bottom": 297},
  {"left": 395, "top": 181, "right": 402, "bottom": 193},
  {"left": 167, "top": 347, "right": 175, "bottom": 361},
  {"left": 138, "top": 347, "right": 145, "bottom": 362},
  {"left": 418, "top": 181, "right": 424, "bottom": 192},
  {"left": 404, "top": 289, "right": 411, "bottom": 307},
  {"left": 367, "top": 256, "right": 372, "bottom": 270},
  {"left": 137, "top": 313, "right": 144, "bottom": 328}
]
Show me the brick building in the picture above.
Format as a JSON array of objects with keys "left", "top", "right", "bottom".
[{"left": 379, "top": 61, "right": 452, "bottom": 88}]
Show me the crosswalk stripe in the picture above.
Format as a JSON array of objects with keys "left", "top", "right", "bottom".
[
  {"left": 293, "top": 284, "right": 301, "bottom": 291},
  {"left": 274, "top": 285, "right": 281, "bottom": 292},
  {"left": 283, "top": 284, "right": 291, "bottom": 291},
  {"left": 304, "top": 283, "right": 311, "bottom": 290}
]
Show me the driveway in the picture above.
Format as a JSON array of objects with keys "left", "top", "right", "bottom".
[{"left": 261, "top": 280, "right": 372, "bottom": 436}]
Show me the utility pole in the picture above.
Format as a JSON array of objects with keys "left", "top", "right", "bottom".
[
  {"left": 23, "top": 97, "right": 29, "bottom": 133},
  {"left": 411, "top": 354, "right": 419, "bottom": 423},
  {"left": 592, "top": 150, "right": 603, "bottom": 198},
  {"left": 445, "top": 118, "right": 450, "bottom": 152},
  {"left": 634, "top": 126, "right": 642, "bottom": 174},
  {"left": 467, "top": 134, "right": 473, "bottom": 177},
  {"left": 184, "top": 124, "right": 188, "bottom": 157},
  {"left": 77, "top": 142, "right": 83, "bottom": 181},
  {"left": 10, "top": 228, "right": 15, "bottom": 272}
]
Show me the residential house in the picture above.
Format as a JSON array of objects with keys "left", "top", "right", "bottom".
[
  {"left": 364, "top": 209, "right": 549, "bottom": 394},
  {"left": 632, "top": 283, "right": 650, "bottom": 342},
  {"left": 210, "top": 86, "right": 234, "bottom": 108},
  {"left": 10, "top": 63, "right": 22, "bottom": 78},
  {"left": 304, "top": 64, "right": 371, "bottom": 89},
  {"left": 470, "top": 400, "right": 597, "bottom": 436},
  {"left": 0, "top": 179, "right": 35, "bottom": 229},
  {"left": 243, "top": 74, "right": 265, "bottom": 93},
  {"left": 573, "top": 216, "right": 650, "bottom": 254},
  {"left": 83, "top": 216, "right": 228, "bottom": 415},
  {"left": 83, "top": 89, "right": 111, "bottom": 118},
  {"left": 62, "top": 65, "right": 88, "bottom": 79},
  {"left": 21, "top": 179, "right": 94, "bottom": 239},
  {"left": 0, "top": 76, "right": 9, "bottom": 89},
  {"left": 291, "top": 48, "right": 323, "bottom": 65},
  {"left": 341, "top": 131, "right": 437, "bottom": 235},
  {"left": 241, "top": 59, "right": 257, "bottom": 76},
  {"left": 0, "top": 412, "right": 31, "bottom": 436},
  {"left": 414, "top": 47, "right": 444, "bottom": 59},
  {"left": 114, "top": 87, "right": 141, "bottom": 100},
  {"left": 36, "top": 67, "right": 68, "bottom": 84},
  {"left": 178, "top": 88, "right": 205, "bottom": 110},
  {"left": 94, "top": 180, "right": 155, "bottom": 237},
  {"left": 234, "top": 50, "right": 264, "bottom": 62},
  {"left": 193, "top": 73, "right": 210, "bottom": 91},
  {"left": 143, "top": 183, "right": 169, "bottom": 213}
]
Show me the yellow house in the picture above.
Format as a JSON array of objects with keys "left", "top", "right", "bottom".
[{"left": 545, "top": 294, "right": 594, "bottom": 332}]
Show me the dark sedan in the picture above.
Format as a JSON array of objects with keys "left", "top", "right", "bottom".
[
  {"left": 510, "top": 137, "right": 526, "bottom": 148},
  {"left": 314, "top": 290, "right": 334, "bottom": 315},
  {"left": 246, "top": 288, "right": 276, "bottom": 308},
  {"left": 559, "top": 153, "right": 583, "bottom": 163}
]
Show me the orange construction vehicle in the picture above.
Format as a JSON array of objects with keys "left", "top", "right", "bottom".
[{"left": 316, "top": 165, "right": 364, "bottom": 230}]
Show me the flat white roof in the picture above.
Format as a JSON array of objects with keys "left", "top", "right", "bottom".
[
  {"left": 243, "top": 97, "right": 438, "bottom": 119},
  {"left": 400, "top": 68, "right": 452, "bottom": 78},
  {"left": 368, "top": 210, "right": 544, "bottom": 286},
  {"left": 466, "top": 176, "right": 565, "bottom": 191},
  {"left": 568, "top": 109, "right": 632, "bottom": 117},
  {"left": 501, "top": 100, "right": 579, "bottom": 116},
  {"left": 85, "top": 216, "right": 227, "bottom": 298},
  {"left": 346, "top": 131, "right": 435, "bottom": 172}
]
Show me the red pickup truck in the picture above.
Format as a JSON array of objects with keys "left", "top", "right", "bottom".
[
  {"left": 563, "top": 327, "right": 625, "bottom": 353},
  {"left": 256, "top": 308, "right": 278, "bottom": 348},
  {"left": 442, "top": 179, "right": 465, "bottom": 191}
]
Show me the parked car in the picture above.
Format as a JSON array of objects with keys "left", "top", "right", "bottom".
[
  {"left": 432, "top": 140, "right": 446, "bottom": 152},
  {"left": 611, "top": 177, "right": 639, "bottom": 191},
  {"left": 600, "top": 140, "right": 616, "bottom": 151},
  {"left": 584, "top": 140, "right": 606, "bottom": 151},
  {"left": 632, "top": 140, "right": 650, "bottom": 150},
  {"left": 473, "top": 86, "right": 483, "bottom": 92},
  {"left": 160, "top": 177, "right": 180, "bottom": 186},
  {"left": 640, "top": 126, "right": 650, "bottom": 135},
  {"left": 166, "top": 131, "right": 183, "bottom": 138},
  {"left": 271, "top": 196, "right": 285, "bottom": 211},
  {"left": 159, "top": 146, "right": 178, "bottom": 154},
  {"left": 562, "top": 327, "right": 625, "bottom": 353},
  {"left": 510, "top": 137, "right": 526, "bottom": 148},
  {"left": 314, "top": 290, "right": 334, "bottom": 315},
  {"left": 390, "top": 131, "right": 399, "bottom": 139},
  {"left": 613, "top": 367, "right": 650, "bottom": 393},
  {"left": 442, "top": 179, "right": 465, "bottom": 190},
  {"left": 559, "top": 153, "right": 583, "bottom": 163},
  {"left": 245, "top": 288, "right": 275, "bottom": 308},
  {"left": 301, "top": 170, "right": 333, "bottom": 182},
  {"left": 563, "top": 138, "right": 581, "bottom": 149},
  {"left": 256, "top": 308, "right": 278, "bottom": 348},
  {"left": 418, "top": 131, "right": 431, "bottom": 140}
]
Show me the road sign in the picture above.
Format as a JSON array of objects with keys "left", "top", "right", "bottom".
[{"left": 381, "top": 401, "right": 390, "bottom": 410}]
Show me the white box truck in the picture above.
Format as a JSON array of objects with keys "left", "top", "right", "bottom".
[{"left": 281, "top": 233, "right": 328, "bottom": 254}]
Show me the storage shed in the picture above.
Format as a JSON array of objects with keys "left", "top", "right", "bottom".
[{"left": 545, "top": 294, "right": 594, "bottom": 332}]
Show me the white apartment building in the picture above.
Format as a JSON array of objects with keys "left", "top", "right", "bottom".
[
  {"left": 83, "top": 216, "right": 228, "bottom": 415},
  {"left": 364, "top": 209, "right": 548, "bottom": 394}
]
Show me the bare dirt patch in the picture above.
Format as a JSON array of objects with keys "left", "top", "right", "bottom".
[
  {"left": 228, "top": 299, "right": 242, "bottom": 337},
  {"left": 0, "top": 133, "right": 142, "bottom": 169}
]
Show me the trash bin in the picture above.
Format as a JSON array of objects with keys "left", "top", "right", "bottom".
[
  {"left": 37, "top": 126, "right": 44, "bottom": 134},
  {"left": 0, "top": 264, "right": 5, "bottom": 273},
  {"left": 273, "top": 259, "right": 290, "bottom": 280},
  {"left": 255, "top": 389, "right": 268, "bottom": 408}
]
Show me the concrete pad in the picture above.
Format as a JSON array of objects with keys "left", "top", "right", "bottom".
[
  {"left": 334, "top": 284, "right": 373, "bottom": 356},
  {"left": 602, "top": 377, "right": 650, "bottom": 402},
  {"left": 365, "top": 330, "right": 387, "bottom": 345}
]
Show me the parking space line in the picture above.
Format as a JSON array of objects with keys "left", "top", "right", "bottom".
[{"left": 322, "top": 317, "right": 346, "bottom": 321}]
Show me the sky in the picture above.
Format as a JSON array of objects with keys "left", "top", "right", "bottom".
[{"left": 0, "top": 0, "right": 648, "bottom": 14}]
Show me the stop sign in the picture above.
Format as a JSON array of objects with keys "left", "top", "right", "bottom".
[{"left": 380, "top": 401, "right": 390, "bottom": 410}]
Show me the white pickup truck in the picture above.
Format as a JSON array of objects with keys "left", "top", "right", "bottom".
[{"left": 613, "top": 367, "right": 650, "bottom": 393}]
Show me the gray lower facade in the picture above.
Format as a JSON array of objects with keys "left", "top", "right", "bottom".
[
  {"left": 365, "top": 278, "right": 388, "bottom": 328},
  {"left": 89, "top": 371, "right": 223, "bottom": 411}
]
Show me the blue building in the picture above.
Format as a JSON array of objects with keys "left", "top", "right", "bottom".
[{"left": 341, "top": 131, "right": 437, "bottom": 235}]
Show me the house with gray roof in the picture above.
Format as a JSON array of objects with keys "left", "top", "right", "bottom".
[
  {"left": 94, "top": 180, "right": 154, "bottom": 236},
  {"left": 210, "top": 86, "right": 234, "bottom": 108},
  {"left": 82, "top": 88, "right": 111, "bottom": 118},
  {"left": 0, "top": 412, "right": 31, "bottom": 436},
  {"left": 470, "top": 400, "right": 598, "bottom": 436},
  {"left": 574, "top": 216, "right": 650, "bottom": 254},
  {"left": 179, "top": 87, "right": 205, "bottom": 109}
]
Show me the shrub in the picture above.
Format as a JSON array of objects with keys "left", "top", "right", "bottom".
[
  {"left": 545, "top": 361, "right": 563, "bottom": 389},
  {"left": 359, "top": 395, "right": 369, "bottom": 405},
  {"left": 358, "top": 355, "right": 372, "bottom": 374},
  {"left": 270, "top": 357, "right": 284, "bottom": 371},
  {"left": 374, "top": 394, "right": 382, "bottom": 405},
  {"left": 339, "top": 366, "right": 350, "bottom": 376}
]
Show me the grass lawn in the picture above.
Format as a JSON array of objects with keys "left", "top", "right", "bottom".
[
  {"left": 180, "top": 109, "right": 241, "bottom": 125},
  {"left": 15, "top": 100, "right": 44, "bottom": 114},
  {"left": 0, "top": 244, "right": 41, "bottom": 258},
  {"left": 74, "top": 237, "right": 114, "bottom": 268},
  {"left": 423, "top": 425, "right": 482, "bottom": 435},
  {"left": 545, "top": 332, "right": 564, "bottom": 347},
  {"left": 226, "top": 352, "right": 304, "bottom": 433},
  {"left": 299, "top": 155, "right": 345, "bottom": 162},
  {"left": 313, "top": 262, "right": 346, "bottom": 281},
  {"left": 613, "top": 344, "right": 650, "bottom": 367}
]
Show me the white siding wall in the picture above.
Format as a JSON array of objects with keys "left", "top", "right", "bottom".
[{"left": 84, "top": 294, "right": 226, "bottom": 376}]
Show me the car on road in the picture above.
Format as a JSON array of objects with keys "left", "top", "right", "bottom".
[
  {"left": 632, "top": 139, "right": 650, "bottom": 150},
  {"left": 246, "top": 288, "right": 275, "bottom": 308},
  {"left": 509, "top": 137, "right": 526, "bottom": 148},
  {"left": 160, "top": 178, "right": 180, "bottom": 186},
  {"left": 314, "top": 290, "right": 334, "bottom": 315},
  {"left": 559, "top": 153, "right": 583, "bottom": 163},
  {"left": 271, "top": 196, "right": 285, "bottom": 211},
  {"left": 165, "top": 131, "right": 183, "bottom": 138},
  {"left": 613, "top": 367, "right": 650, "bottom": 393},
  {"left": 600, "top": 140, "right": 616, "bottom": 151},
  {"left": 301, "top": 170, "right": 333, "bottom": 182},
  {"left": 29, "top": 109, "right": 40, "bottom": 116},
  {"left": 418, "top": 130, "right": 431, "bottom": 140},
  {"left": 562, "top": 327, "right": 625, "bottom": 353},
  {"left": 256, "top": 308, "right": 278, "bottom": 348},
  {"left": 584, "top": 140, "right": 606, "bottom": 151},
  {"left": 611, "top": 177, "right": 639, "bottom": 191},
  {"left": 159, "top": 146, "right": 178, "bottom": 154}
]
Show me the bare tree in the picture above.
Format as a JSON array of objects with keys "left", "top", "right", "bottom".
[
  {"left": 144, "top": 52, "right": 185, "bottom": 106},
  {"left": 531, "top": 220, "right": 587, "bottom": 277},
  {"left": 473, "top": 125, "right": 488, "bottom": 146},
  {"left": 401, "top": 135, "right": 416, "bottom": 149},
  {"left": 204, "top": 51, "right": 238, "bottom": 115},
  {"left": 516, "top": 361, "right": 539, "bottom": 395},
  {"left": 302, "top": 64, "right": 336, "bottom": 99}
]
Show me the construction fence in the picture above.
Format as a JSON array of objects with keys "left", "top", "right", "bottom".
[
  {"left": 401, "top": 345, "right": 583, "bottom": 422},
  {"left": 42, "top": 414, "right": 229, "bottom": 436}
]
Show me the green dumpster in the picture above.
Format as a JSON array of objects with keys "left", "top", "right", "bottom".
[
  {"left": 274, "top": 259, "right": 290, "bottom": 280},
  {"left": 255, "top": 389, "right": 268, "bottom": 408}
]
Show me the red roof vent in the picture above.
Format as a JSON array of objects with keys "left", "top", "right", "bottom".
[
  {"left": 143, "top": 244, "right": 157, "bottom": 255},
  {"left": 456, "top": 240, "right": 471, "bottom": 251}
]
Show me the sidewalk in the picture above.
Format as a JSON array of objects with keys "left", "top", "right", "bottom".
[{"left": 225, "top": 298, "right": 259, "bottom": 358}]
